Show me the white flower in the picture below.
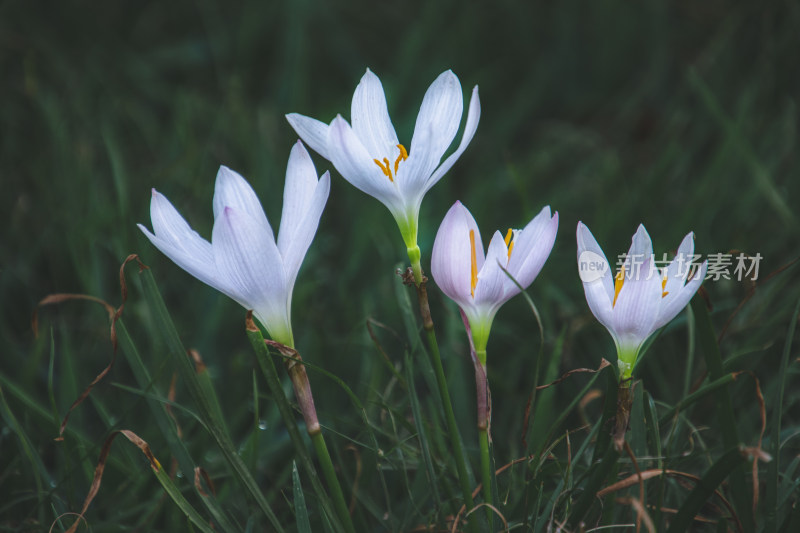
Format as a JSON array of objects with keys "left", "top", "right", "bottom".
[
  {"left": 576, "top": 222, "right": 708, "bottom": 379},
  {"left": 138, "top": 141, "right": 330, "bottom": 346},
  {"left": 432, "top": 201, "right": 559, "bottom": 357},
  {"left": 286, "top": 69, "right": 480, "bottom": 257}
]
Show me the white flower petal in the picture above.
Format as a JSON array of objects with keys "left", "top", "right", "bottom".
[
  {"left": 286, "top": 113, "right": 331, "bottom": 160},
  {"left": 397, "top": 122, "right": 442, "bottom": 198},
  {"left": 328, "top": 115, "right": 403, "bottom": 212},
  {"left": 281, "top": 172, "right": 330, "bottom": 286},
  {"left": 424, "top": 85, "right": 481, "bottom": 192},
  {"left": 623, "top": 223, "right": 654, "bottom": 273},
  {"left": 654, "top": 260, "right": 707, "bottom": 330},
  {"left": 410, "top": 70, "right": 463, "bottom": 165},
  {"left": 662, "top": 232, "right": 695, "bottom": 297},
  {"left": 278, "top": 141, "right": 320, "bottom": 256},
  {"left": 213, "top": 166, "right": 273, "bottom": 240},
  {"left": 506, "top": 207, "right": 559, "bottom": 291},
  {"left": 611, "top": 256, "right": 663, "bottom": 351},
  {"left": 351, "top": 69, "right": 399, "bottom": 157},
  {"left": 212, "top": 206, "right": 290, "bottom": 337},
  {"left": 431, "top": 201, "right": 482, "bottom": 309},
  {"left": 576, "top": 222, "right": 615, "bottom": 329}
]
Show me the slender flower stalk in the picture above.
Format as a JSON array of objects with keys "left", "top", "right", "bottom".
[
  {"left": 139, "top": 143, "right": 355, "bottom": 533},
  {"left": 432, "top": 201, "right": 559, "bottom": 517},
  {"left": 287, "top": 68, "right": 480, "bottom": 285},
  {"left": 576, "top": 222, "right": 707, "bottom": 449}
]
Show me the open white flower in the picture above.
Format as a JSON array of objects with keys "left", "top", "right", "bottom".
[
  {"left": 138, "top": 141, "right": 330, "bottom": 346},
  {"left": 286, "top": 69, "right": 480, "bottom": 272},
  {"left": 432, "top": 201, "right": 559, "bottom": 358},
  {"left": 576, "top": 222, "right": 708, "bottom": 380}
]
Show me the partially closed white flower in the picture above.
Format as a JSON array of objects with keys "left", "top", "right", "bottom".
[
  {"left": 138, "top": 141, "right": 330, "bottom": 346},
  {"left": 432, "top": 201, "right": 559, "bottom": 357},
  {"left": 287, "top": 69, "right": 480, "bottom": 270},
  {"left": 576, "top": 222, "right": 708, "bottom": 379}
]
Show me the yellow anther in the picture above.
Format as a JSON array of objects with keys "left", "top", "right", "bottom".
[
  {"left": 613, "top": 266, "right": 625, "bottom": 307},
  {"left": 373, "top": 158, "right": 393, "bottom": 181},
  {"left": 504, "top": 228, "right": 515, "bottom": 260},
  {"left": 661, "top": 274, "right": 669, "bottom": 298},
  {"left": 394, "top": 144, "right": 408, "bottom": 174},
  {"left": 469, "top": 229, "right": 478, "bottom": 298}
]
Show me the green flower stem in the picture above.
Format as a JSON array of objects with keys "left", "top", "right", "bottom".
[
  {"left": 282, "top": 357, "right": 356, "bottom": 533},
  {"left": 246, "top": 318, "right": 355, "bottom": 533},
  {"left": 311, "top": 431, "right": 354, "bottom": 533},
  {"left": 478, "top": 428, "right": 493, "bottom": 528},
  {"left": 475, "top": 352, "right": 493, "bottom": 528},
  {"left": 414, "top": 279, "right": 477, "bottom": 531},
  {"left": 407, "top": 244, "right": 423, "bottom": 286}
]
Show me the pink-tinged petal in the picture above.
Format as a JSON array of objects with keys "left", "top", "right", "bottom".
[
  {"left": 328, "top": 115, "right": 402, "bottom": 211},
  {"left": 212, "top": 206, "right": 290, "bottom": 337},
  {"left": 278, "top": 141, "right": 320, "bottom": 257},
  {"left": 623, "top": 224, "right": 654, "bottom": 275},
  {"left": 410, "top": 70, "right": 463, "bottom": 165},
  {"left": 281, "top": 172, "right": 330, "bottom": 287},
  {"left": 506, "top": 207, "right": 558, "bottom": 291},
  {"left": 285, "top": 113, "right": 331, "bottom": 160},
  {"left": 474, "top": 230, "right": 512, "bottom": 308},
  {"left": 351, "top": 69, "right": 399, "bottom": 157},
  {"left": 213, "top": 166, "right": 273, "bottom": 241},
  {"left": 424, "top": 85, "right": 481, "bottom": 192},
  {"left": 576, "top": 222, "right": 615, "bottom": 328},
  {"left": 611, "top": 256, "right": 663, "bottom": 350},
  {"left": 431, "top": 201, "right": 482, "bottom": 308},
  {"left": 654, "top": 260, "right": 707, "bottom": 330}
]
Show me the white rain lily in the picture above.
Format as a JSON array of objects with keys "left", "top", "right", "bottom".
[
  {"left": 286, "top": 69, "right": 480, "bottom": 276},
  {"left": 138, "top": 141, "right": 330, "bottom": 347},
  {"left": 432, "top": 201, "right": 559, "bottom": 359},
  {"left": 576, "top": 222, "right": 708, "bottom": 380}
]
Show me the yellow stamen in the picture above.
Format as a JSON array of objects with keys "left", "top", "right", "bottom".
[
  {"left": 373, "top": 158, "right": 392, "bottom": 181},
  {"left": 504, "top": 228, "right": 514, "bottom": 260},
  {"left": 613, "top": 266, "right": 625, "bottom": 307},
  {"left": 394, "top": 144, "right": 408, "bottom": 174},
  {"left": 662, "top": 274, "right": 669, "bottom": 298},
  {"left": 469, "top": 229, "right": 478, "bottom": 298}
]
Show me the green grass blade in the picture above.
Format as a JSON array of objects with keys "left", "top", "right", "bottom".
[
  {"left": 292, "top": 461, "right": 313, "bottom": 533},
  {"left": 665, "top": 446, "right": 748, "bottom": 533},
  {"left": 690, "top": 295, "right": 753, "bottom": 527},
  {"left": 139, "top": 268, "right": 285, "bottom": 533},
  {"left": 764, "top": 296, "right": 800, "bottom": 532}
]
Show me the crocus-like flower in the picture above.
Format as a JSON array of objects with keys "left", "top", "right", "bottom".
[
  {"left": 432, "top": 201, "right": 559, "bottom": 360},
  {"left": 138, "top": 141, "right": 330, "bottom": 347},
  {"left": 286, "top": 69, "right": 480, "bottom": 274},
  {"left": 576, "top": 222, "right": 708, "bottom": 380}
]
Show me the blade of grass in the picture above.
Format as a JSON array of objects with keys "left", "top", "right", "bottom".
[
  {"left": 665, "top": 446, "right": 748, "bottom": 533},
  {"left": 764, "top": 296, "right": 800, "bottom": 532},
  {"left": 115, "top": 317, "right": 240, "bottom": 533},
  {"left": 139, "top": 269, "right": 285, "bottom": 532},
  {"left": 293, "top": 461, "right": 313, "bottom": 533},
  {"left": 690, "top": 295, "right": 753, "bottom": 528}
]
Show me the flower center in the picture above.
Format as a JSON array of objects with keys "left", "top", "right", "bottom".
[
  {"left": 661, "top": 273, "right": 669, "bottom": 298},
  {"left": 469, "top": 229, "right": 478, "bottom": 298},
  {"left": 372, "top": 144, "right": 408, "bottom": 182}
]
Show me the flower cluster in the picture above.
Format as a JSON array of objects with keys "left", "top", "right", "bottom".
[{"left": 139, "top": 67, "right": 707, "bottom": 381}]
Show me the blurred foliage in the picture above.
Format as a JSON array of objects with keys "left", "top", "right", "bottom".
[{"left": 1, "top": 0, "right": 799, "bottom": 531}]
